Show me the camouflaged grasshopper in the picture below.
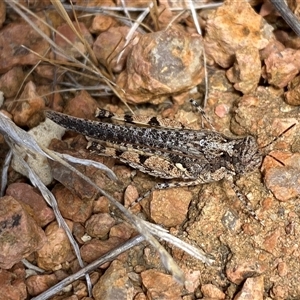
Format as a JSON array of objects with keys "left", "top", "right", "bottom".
[{"left": 46, "top": 103, "right": 263, "bottom": 223}]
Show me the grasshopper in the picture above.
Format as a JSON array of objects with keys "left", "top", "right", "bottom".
[{"left": 46, "top": 103, "right": 264, "bottom": 223}]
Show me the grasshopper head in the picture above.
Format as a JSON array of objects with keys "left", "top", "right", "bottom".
[{"left": 236, "top": 136, "right": 262, "bottom": 175}]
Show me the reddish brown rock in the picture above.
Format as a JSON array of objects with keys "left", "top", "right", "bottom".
[
  {"left": 141, "top": 269, "right": 182, "bottom": 300},
  {"left": 285, "top": 75, "right": 300, "bottom": 105},
  {"left": 89, "top": 271, "right": 101, "bottom": 286},
  {"left": 52, "top": 184, "right": 93, "bottom": 223},
  {"left": 0, "top": 67, "right": 25, "bottom": 98},
  {"left": 11, "top": 262, "right": 26, "bottom": 280},
  {"left": 109, "top": 222, "right": 135, "bottom": 240},
  {"left": 271, "top": 284, "right": 288, "bottom": 299},
  {"left": 73, "top": 280, "right": 88, "bottom": 298},
  {"left": 80, "top": 237, "right": 126, "bottom": 263},
  {"left": 26, "top": 274, "right": 58, "bottom": 297},
  {"left": 93, "top": 26, "right": 140, "bottom": 73},
  {"left": 263, "top": 48, "right": 300, "bottom": 88},
  {"left": 11, "top": 81, "right": 45, "bottom": 128},
  {"left": 92, "top": 260, "right": 133, "bottom": 300},
  {"left": 226, "top": 47, "right": 261, "bottom": 94},
  {"left": 6, "top": 183, "right": 55, "bottom": 227},
  {"left": 64, "top": 90, "right": 99, "bottom": 119},
  {"left": 154, "top": 5, "right": 182, "bottom": 30},
  {"left": 204, "top": 0, "right": 271, "bottom": 68},
  {"left": 277, "top": 261, "right": 288, "bottom": 277},
  {"left": 93, "top": 196, "right": 110, "bottom": 214},
  {"left": 0, "top": 17, "right": 50, "bottom": 73},
  {"left": 116, "top": 28, "right": 204, "bottom": 104},
  {"left": 0, "top": 268, "right": 27, "bottom": 300},
  {"left": 214, "top": 103, "right": 230, "bottom": 119},
  {"left": 150, "top": 188, "right": 192, "bottom": 227},
  {"left": 36, "top": 220, "right": 75, "bottom": 271},
  {"left": 226, "top": 257, "right": 266, "bottom": 285},
  {"left": 259, "top": 40, "right": 285, "bottom": 61},
  {"left": 262, "top": 227, "right": 281, "bottom": 255},
  {"left": 85, "top": 213, "right": 115, "bottom": 238},
  {"left": 55, "top": 22, "right": 93, "bottom": 61},
  {"left": 201, "top": 283, "right": 225, "bottom": 299},
  {"left": 259, "top": 0, "right": 279, "bottom": 17},
  {"left": 262, "top": 151, "right": 300, "bottom": 201},
  {"left": 184, "top": 269, "right": 201, "bottom": 294},
  {"left": 73, "top": 222, "right": 86, "bottom": 245},
  {"left": 0, "top": 196, "right": 46, "bottom": 269},
  {"left": 123, "top": 184, "right": 139, "bottom": 210},
  {"left": 36, "top": 85, "right": 64, "bottom": 112},
  {"left": 35, "top": 65, "right": 56, "bottom": 81},
  {"left": 89, "top": 15, "right": 115, "bottom": 34},
  {"left": 234, "top": 276, "right": 264, "bottom": 300}
]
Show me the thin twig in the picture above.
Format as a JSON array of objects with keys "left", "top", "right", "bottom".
[
  {"left": 270, "top": 0, "right": 300, "bottom": 36},
  {"left": 31, "top": 235, "right": 145, "bottom": 300}
]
